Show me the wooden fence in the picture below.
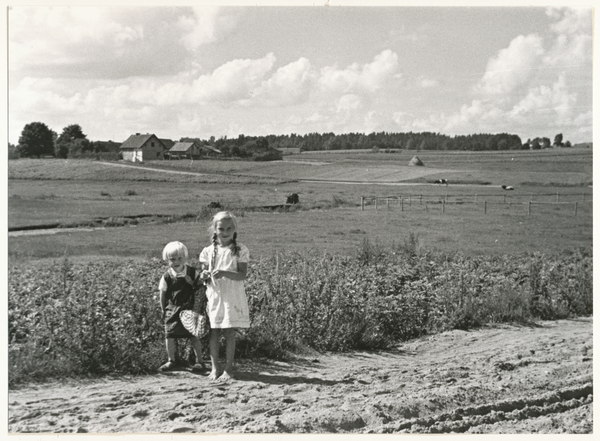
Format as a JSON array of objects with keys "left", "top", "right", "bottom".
[{"left": 360, "top": 192, "right": 592, "bottom": 216}]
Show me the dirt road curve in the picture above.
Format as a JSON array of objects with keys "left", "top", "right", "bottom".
[{"left": 8, "top": 318, "right": 592, "bottom": 434}]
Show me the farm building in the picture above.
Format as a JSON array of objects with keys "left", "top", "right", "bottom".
[
  {"left": 167, "top": 141, "right": 203, "bottom": 159},
  {"left": 166, "top": 141, "right": 222, "bottom": 159},
  {"left": 201, "top": 144, "right": 222, "bottom": 157},
  {"left": 119, "top": 133, "right": 166, "bottom": 162},
  {"left": 160, "top": 138, "right": 175, "bottom": 151}
]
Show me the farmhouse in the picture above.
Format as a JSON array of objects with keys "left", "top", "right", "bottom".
[{"left": 120, "top": 133, "right": 166, "bottom": 162}]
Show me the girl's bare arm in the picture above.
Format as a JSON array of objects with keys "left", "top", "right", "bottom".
[{"left": 212, "top": 262, "right": 247, "bottom": 281}]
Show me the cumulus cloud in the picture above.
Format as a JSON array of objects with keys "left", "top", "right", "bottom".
[
  {"left": 547, "top": 6, "right": 593, "bottom": 35},
  {"left": 9, "top": 6, "right": 225, "bottom": 79},
  {"left": 191, "top": 53, "right": 276, "bottom": 104},
  {"left": 318, "top": 50, "right": 399, "bottom": 95},
  {"left": 252, "top": 58, "right": 315, "bottom": 106},
  {"left": 474, "top": 34, "right": 544, "bottom": 96},
  {"left": 509, "top": 74, "right": 577, "bottom": 123}
]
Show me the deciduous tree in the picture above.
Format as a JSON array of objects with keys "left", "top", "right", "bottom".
[
  {"left": 18, "top": 122, "right": 55, "bottom": 158},
  {"left": 55, "top": 124, "right": 90, "bottom": 158}
]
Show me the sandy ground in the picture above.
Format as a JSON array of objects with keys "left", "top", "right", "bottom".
[{"left": 8, "top": 317, "right": 593, "bottom": 435}]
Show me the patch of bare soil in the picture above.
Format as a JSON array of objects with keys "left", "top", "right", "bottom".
[{"left": 8, "top": 318, "right": 592, "bottom": 434}]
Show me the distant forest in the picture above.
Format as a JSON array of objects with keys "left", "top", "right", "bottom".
[
  {"left": 12, "top": 120, "right": 576, "bottom": 160},
  {"left": 204, "top": 131, "right": 566, "bottom": 156}
]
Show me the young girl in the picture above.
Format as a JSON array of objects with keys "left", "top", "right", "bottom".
[
  {"left": 199, "top": 211, "right": 250, "bottom": 382},
  {"left": 158, "top": 241, "right": 205, "bottom": 373}
]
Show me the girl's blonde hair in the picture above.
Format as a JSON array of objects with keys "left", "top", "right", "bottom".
[
  {"left": 162, "top": 241, "right": 189, "bottom": 261},
  {"left": 208, "top": 211, "right": 240, "bottom": 256}
]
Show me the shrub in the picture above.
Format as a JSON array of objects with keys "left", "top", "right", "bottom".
[{"left": 8, "top": 242, "right": 592, "bottom": 384}]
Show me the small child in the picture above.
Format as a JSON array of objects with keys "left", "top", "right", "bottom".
[
  {"left": 199, "top": 211, "right": 250, "bottom": 382},
  {"left": 158, "top": 241, "right": 205, "bottom": 372}
]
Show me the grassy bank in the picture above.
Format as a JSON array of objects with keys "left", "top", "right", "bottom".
[{"left": 8, "top": 240, "right": 592, "bottom": 386}]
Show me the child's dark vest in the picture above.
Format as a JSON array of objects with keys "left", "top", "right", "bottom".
[{"left": 164, "top": 265, "right": 198, "bottom": 310}]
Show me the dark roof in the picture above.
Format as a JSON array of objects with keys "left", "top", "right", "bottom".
[
  {"left": 120, "top": 133, "right": 163, "bottom": 149},
  {"left": 160, "top": 138, "right": 175, "bottom": 149},
  {"left": 170, "top": 142, "right": 196, "bottom": 152}
]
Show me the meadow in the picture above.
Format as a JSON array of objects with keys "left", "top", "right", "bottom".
[{"left": 7, "top": 148, "right": 593, "bottom": 384}]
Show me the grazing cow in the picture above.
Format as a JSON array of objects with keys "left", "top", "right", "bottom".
[
  {"left": 287, "top": 193, "right": 300, "bottom": 204},
  {"left": 434, "top": 179, "right": 448, "bottom": 186},
  {"left": 501, "top": 185, "right": 514, "bottom": 190}
]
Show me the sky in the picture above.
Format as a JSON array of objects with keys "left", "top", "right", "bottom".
[{"left": 7, "top": 3, "right": 594, "bottom": 146}]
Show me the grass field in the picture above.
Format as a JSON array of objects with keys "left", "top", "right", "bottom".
[
  {"left": 7, "top": 149, "right": 593, "bottom": 382},
  {"left": 7, "top": 148, "right": 592, "bottom": 261}
]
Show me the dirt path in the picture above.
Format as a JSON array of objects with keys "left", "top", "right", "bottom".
[{"left": 8, "top": 318, "right": 592, "bottom": 434}]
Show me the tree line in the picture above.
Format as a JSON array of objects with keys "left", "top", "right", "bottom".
[{"left": 10, "top": 121, "right": 574, "bottom": 160}]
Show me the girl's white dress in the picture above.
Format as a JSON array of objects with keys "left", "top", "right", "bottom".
[{"left": 199, "top": 243, "right": 250, "bottom": 329}]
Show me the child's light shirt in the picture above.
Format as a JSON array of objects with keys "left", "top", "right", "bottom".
[{"left": 199, "top": 243, "right": 250, "bottom": 329}]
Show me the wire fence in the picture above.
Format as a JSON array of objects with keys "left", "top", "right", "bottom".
[{"left": 360, "top": 192, "right": 592, "bottom": 216}]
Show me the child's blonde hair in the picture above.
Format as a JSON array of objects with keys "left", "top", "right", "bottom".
[
  {"left": 162, "top": 241, "right": 189, "bottom": 261},
  {"left": 208, "top": 211, "right": 240, "bottom": 256}
]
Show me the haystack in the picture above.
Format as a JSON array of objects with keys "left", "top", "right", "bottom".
[{"left": 408, "top": 156, "right": 424, "bottom": 166}]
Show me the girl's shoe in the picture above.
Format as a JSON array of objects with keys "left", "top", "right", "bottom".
[
  {"left": 191, "top": 362, "right": 206, "bottom": 373},
  {"left": 159, "top": 360, "right": 177, "bottom": 372}
]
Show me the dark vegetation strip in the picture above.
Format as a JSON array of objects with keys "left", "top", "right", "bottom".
[{"left": 8, "top": 237, "right": 592, "bottom": 386}]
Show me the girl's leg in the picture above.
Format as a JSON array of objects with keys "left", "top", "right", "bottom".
[
  {"left": 166, "top": 338, "right": 176, "bottom": 362},
  {"left": 208, "top": 329, "right": 221, "bottom": 380},
  {"left": 189, "top": 337, "right": 204, "bottom": 370},
  {"left": 218, "top": 328, "right": 236, "bottom": 381},
  {"left": 159, "top": 338, "right": 177, "bottom": 371}
]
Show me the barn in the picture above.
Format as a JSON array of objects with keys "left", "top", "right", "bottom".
[
  {"left": 167, "top": 141, "right": 203, "bottom": 159},
  {"left": 119, "top": 133, "right": 166, "bottom": 162}
]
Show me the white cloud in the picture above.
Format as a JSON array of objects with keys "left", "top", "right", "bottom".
[
  {"left": 9, "top": 7, "right": 143, "bottom": 72},
  {"left": 191, "top": 53, "right": 277, "bottom": 103},
  {"left": 252, "top": 58, "right": 315, "bottom": 106},
  {"left": 547, "top": 7, "right": 593, "bottom": 36},
  {"left": 475, "top": 34, "right": 545, "bottom": 96},
  {"left": 509, "top": 74, "right": 576, "bottom": 118},
  {"left": 335, "top": 94, "right": 363, "bottom": 113},
  {"left": 9, "top": 6, "right": 227, "bottom": 80},
  {"left": 418, "top": 77, "right": 438, "bottom": 88},
  {"left": 177, "top": 6, "right": 237, "bottom": 51},
  {"left": 318, "top": 50, "right": 399, "bottom": 95}
]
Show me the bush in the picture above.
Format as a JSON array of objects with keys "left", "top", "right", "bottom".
[{"left": 8, "top": 243, "right": 592, "bottom": 384}]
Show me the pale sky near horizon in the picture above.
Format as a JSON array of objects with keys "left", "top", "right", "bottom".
[{"left": 7, "top": 4, "right": 594, "bottom": 145}]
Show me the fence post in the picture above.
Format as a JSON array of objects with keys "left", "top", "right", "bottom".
[
  {"left": 409, "top": 195, "right": 412, "bottom": 206},
  {"left": 420, "top": 194, "right": 422, "bottom": 205},
  {"left": 375, "top": 198, "right": 378, "bottom": 210},
  {"left": 475, "top": 194, "right": 478, "bottom": 203},
  {"left": 442, "top": 199, "right": 445, "bottom": 213},
  {"left": 401, "top": 198, "right": 404, "bottom": 212},
  {"left": 504, "top": 194, "right": 506, "bottom": 204},
  {"left": 575, "top": 202, "right": 578, "bottom": 216},
  {"left": 528, "top": 201, "right": 531, "bottom": 215},
  {"left": 386, "top": 197, "right": 390, "bottom": 208},
  {"left": 361, "top": 196, "right": 364, "bottom": 211},
  {"left": 484, "top": 201, "right": 487, "bottom": 214}
]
